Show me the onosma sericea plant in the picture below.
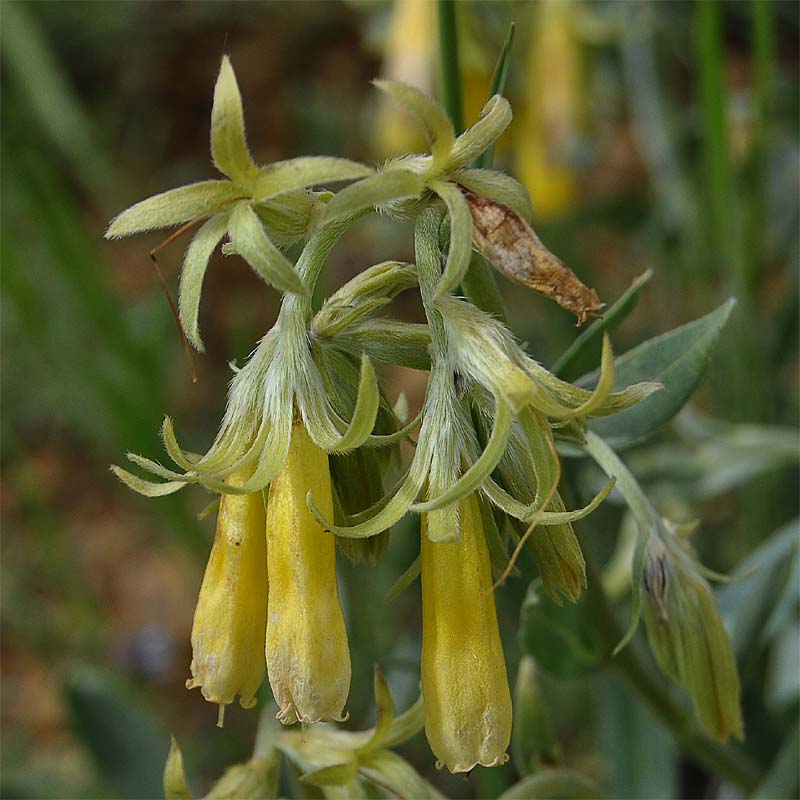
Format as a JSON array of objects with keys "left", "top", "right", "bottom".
[{"left": 108, "top": 56, "right": 744, "bottom": 796}]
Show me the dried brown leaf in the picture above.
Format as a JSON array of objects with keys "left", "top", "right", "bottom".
[{"left": 463, "top": 191, "right": 604, "bottom": 325}]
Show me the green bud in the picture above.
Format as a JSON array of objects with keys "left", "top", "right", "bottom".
[
  {"left": 524, "top": 493, "right": 587, "bottom": 605},
  {"left": 641, "top": 534, "right": 744, "bottom": 741},
  {"left": 331, "top": 447, "right": 391, "bottom": 565}
]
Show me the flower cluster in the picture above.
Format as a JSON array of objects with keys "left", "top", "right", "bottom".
[{"left": 108, "top": 56, "right": 714, "bottom": 776}]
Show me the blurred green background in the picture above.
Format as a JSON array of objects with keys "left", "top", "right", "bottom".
[{"left": 1, "top": 1, "right": 798, "bottom": 798}]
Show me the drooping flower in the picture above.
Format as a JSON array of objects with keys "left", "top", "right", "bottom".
[
  {"left": 265, "top": 420, "right": 351, "bottom": 725},
  {"left": 186, "top": 467, "right": 267, "bottom": 715},
  {"left": 420, "top": 492, "right": 512, "bottom": 772}
]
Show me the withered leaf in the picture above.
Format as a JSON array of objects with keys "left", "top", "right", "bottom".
[{"left": 462, "top": 190, "right": 604, "bottom": 325}]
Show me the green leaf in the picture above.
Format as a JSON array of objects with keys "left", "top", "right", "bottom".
[
  {"left": 64, "top": 665, "right": 169, "bottom": 800},
  {"left": 476, "top": 23, "right": 516, "bottom": 170},
  {"left": 227, "top": 202, "right": 307, "bottom": 295},
  {"left": 323, "top": 169, "right": 424, "bottom": 223},
  {"left": 178, "top": 213, "right": 229, "bottom": 351},
  {"left": 499, "top": 770, "right": 604, "bottom": 800},
  {"left": 598, "top": 677, "right": 677, "bottom": 800},
  {"left": 210, "top": 56, "right": 258, "bottom": 185},
  {"left": 105, "top": 180, "right": 242, "bottom": 238},
  {"left": 164, "top": 737, "right": 193, "bottom": 800},
  {"left": 553, "top": 270, "right": 653, "bottom": 380},
  {"left": 586, "top": 299, "right": 736, "bottom": 448},
  {"left": 518, "top": 580, "right": 600, "bottom": 679},
  {"left": 753, "top": 721, "right": 800, "bottom": 800},
  {"left": 253, "top": 156, "right": 373, "bottom": 200},
  {"left": 717, "top": 518, "right": 800, "bottom": 656},
  {"left": 373, "top": 79, "right": 455, "bottom": 167}
]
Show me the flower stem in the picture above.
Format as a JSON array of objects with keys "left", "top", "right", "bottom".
[
  {"left": 584, "top": 557, "right": 761, "bottom": 793},
  {"left": 436, "top": 0, "right": 508, "bottom": 322}
]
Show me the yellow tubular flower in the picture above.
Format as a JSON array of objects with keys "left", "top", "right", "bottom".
[
  {"left": 186, "top": 468, "right": 267, "bottom": 714},
  {"left": 421, "top": 493, "right": 512, "bottom": 772},
  {"left": 266, "top": 421, "right": 351, "bottom": 724}
]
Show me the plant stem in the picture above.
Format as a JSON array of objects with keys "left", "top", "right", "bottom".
[
  {"left": 436, "top": 0, "right": 464, "bottom": 134},
  {"left": 584, "top": 557, "right": 761, "bottom": 793},
  {"left": 436, "top": 0, "right": 509, "bottom": 322}
]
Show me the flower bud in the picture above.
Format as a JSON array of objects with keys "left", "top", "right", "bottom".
[
  {"left": 642, "top": 535, "right": 743, "bottom": 741},
  {"left": 331, "top": 447, "right": 391, "bottom": 565},
  {"left": 421, "top": 493, "right": 512, "bottom": 772},
  {"left": 525, "top": 493, "right": 586, "bottom": 605},
  {"left": 186, "top": 469, "right": 267, "bottom": 712},
  {"left": 266, "top": 421, "right": 351, "bottom": 724}
]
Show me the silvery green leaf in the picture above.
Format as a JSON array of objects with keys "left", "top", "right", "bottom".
[
  {"left": 110, "top": 465, "right": 186, "bottom": 497},
  {"left": 105, "top": 180, "right": 242, "bottom": 238},
  {"left": 323, "top": 169, "right": 424, "bottom": 222},
  {"left": 447, "top": 95, "right": 513, "bottom": 170},
  {"left": 227, "top": 202, "right": 307, "bottom": 295},
  {"left": 373, "top": 79, "right": 455, "bottom": 168},
  {"left": 453, "top": 167, "right": 533, "bottom": 220},
  {"left": 210, "top": 56, "right": 258, "bottom": 185},
  {"left": 586, "top": 299, "right": 736, "bottom": 448},
  {"left": 429, "top": 180, "right": 472, "bottom": 298},
  {"left": 178, "top": 213, "right": 229, "bottom": 351},
  {"left": 253, "top": 156, "right": 373, "bottom": 200}
]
